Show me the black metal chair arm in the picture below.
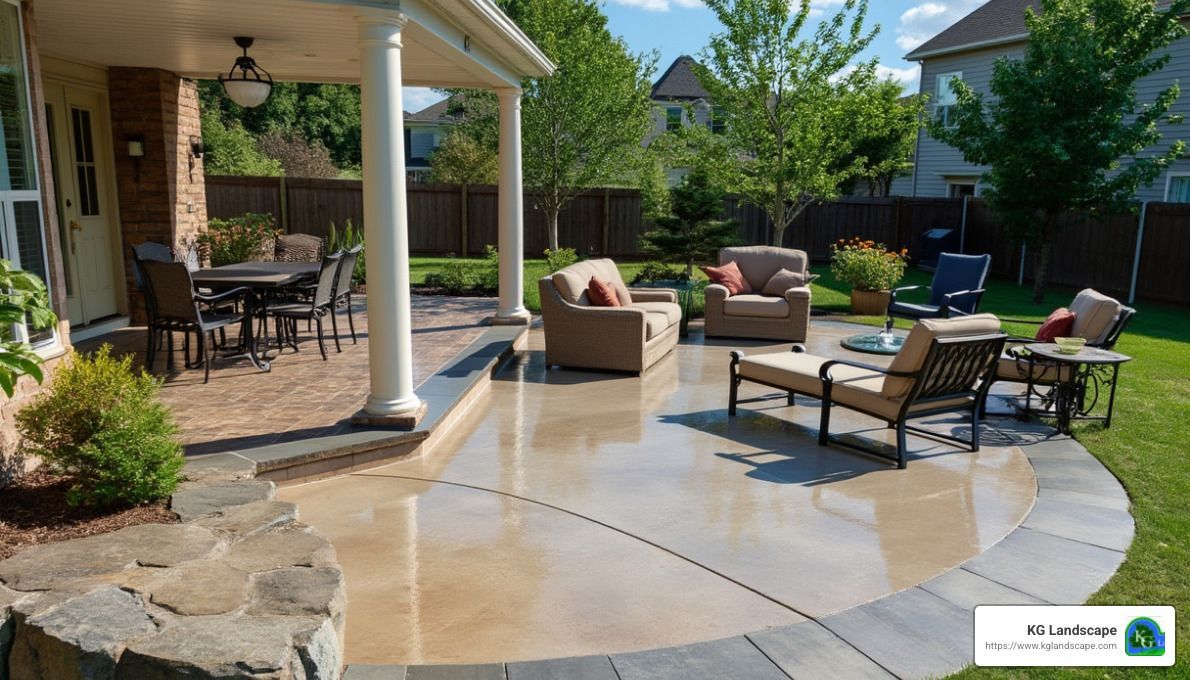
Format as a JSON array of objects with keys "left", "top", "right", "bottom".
[
  {"left": 940, "top": 288, "right": 984, "bottom": 305},
  {"left": 889, "top": 284, "right": 925, "bottom": 303},
  {"left": 819, "top": 357, "right": 919, "bottom": 382},
  {"left": 195, "top": 286, "right": 252, "bottom": 304}
]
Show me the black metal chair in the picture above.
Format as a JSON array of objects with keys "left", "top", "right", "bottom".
[
  {"left": 131, "top": 242, "right": 198, "bottom": 369},
  {"left": 887, "top": 253, "right": 991, "bottom": 320},
  {"left": 139, "top": 261, "right": 250, "bottom": 383},
  {"left": 331, "top": 244, "right": 363, "bottom": 346},
  {"left": 274, "top": 233, "right": 326, "bottom": 263},
  {"left": 267, "top": 252, "right": 343, "bottom": 360}
]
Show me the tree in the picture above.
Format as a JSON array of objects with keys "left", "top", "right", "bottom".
[
  {"left": 255, "top": 131, "right": 340, "bottom": 178},
  {"left": 199, "top": 111, "right": 283, "bottom": 176},
  {"left": 697, "top": 0, "right": 881, "bottom": 246},
  {"left": 931, "top": 0, "right": 1188, "bottom": 302},
  {"left": 839, "top": 86, "right": 924, "bottom": 196},
  {"left": 504, "top": 0, "right": 657, "bottom": 251},
  {"left": 428, "top": 131, "right": 498, "bottom": 185},
  {"left": 638, "top": 169, "right": 741, "bottom": 278}
]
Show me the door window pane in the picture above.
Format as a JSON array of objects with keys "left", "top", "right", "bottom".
[
  {"left": 12, "top": 200, "right": 53, "bottom": 345},
  {"left": 0, "top": 3, "right": 36, "bottom": 191},
  {"left": 71, "top": 108, "right": 99, "bottom": 215}
]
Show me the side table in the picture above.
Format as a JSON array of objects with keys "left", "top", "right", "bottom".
[{"left": 1017, "top": 343, "right": 1131, "bottom": 435}]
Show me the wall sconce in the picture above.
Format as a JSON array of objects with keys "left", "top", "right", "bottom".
[
  {"left": 127, "top": 134, "right": 145, "bottom": 182},
  {"left": 188, "top": 136, "right": 204, "bottom": 182}
]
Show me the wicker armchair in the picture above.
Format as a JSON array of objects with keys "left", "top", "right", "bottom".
[{"left": 704, "top": 246, "right": 813, "bottom": 342}]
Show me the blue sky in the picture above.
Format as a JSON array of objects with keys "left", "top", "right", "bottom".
[{"left": 402, "top": 0, "right": 990, "bottom": 113}]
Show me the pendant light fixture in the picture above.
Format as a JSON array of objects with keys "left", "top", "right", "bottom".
[{"left": 218, "top": 37, "right": 273, "bottom": 108}]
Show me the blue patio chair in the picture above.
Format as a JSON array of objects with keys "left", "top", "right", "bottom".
[{"left": 887, "top": 252, "right": 991, "bottom": 320}]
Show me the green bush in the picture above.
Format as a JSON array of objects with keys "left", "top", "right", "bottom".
[
  {"left": 630, "top": 261, "right": 689, "bottom": 285},
  {"left": 200, "top": 213, "right": 279, "bottom": 267},
  {"left": 328, "top": 219, "right": 366, "bottom": 285},
  {"left": 424, "top": 257, "right": 477, "bottom": 294},
  {"left": 478, "top": 245, "right": 500, "bottom": 291},
  {"left": 16, "top": 345, "right": 184, "bottom": 508},
  {"left": 544, "top": 247, "right": 578, "bottom": 273},
  {"left": 0, "top": 259, "right": 58, "bottom": 397}
]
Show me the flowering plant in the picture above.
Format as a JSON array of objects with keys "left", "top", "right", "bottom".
[
  {"left": 199, "top": 213, "right": 279, "bottom": 267},
  {"left": 829, "top": 238, "right": 909, "bottom": 292}
]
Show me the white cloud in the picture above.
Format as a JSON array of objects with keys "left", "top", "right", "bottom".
[
  {"left": 876, "top": 63, "right": 922, "bottom": 90},
  {"left": 807, "top": 0, "right": 845, "bottom": 18},
  {"left": 402, "top": 87, "right": 444, "bottom": 115},
  {"left": 896, "top": 0, "right": 989, "bottom": 52},
  {"left": 607, "top": 0, "right": 700, "bottom": 11}
]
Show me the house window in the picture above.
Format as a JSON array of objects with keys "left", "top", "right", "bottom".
[
  {"left": 665, "top": 106, "right": 683, "bottom": 132},
  {"left": 948, "top": 181, "right": 977, "bottom": 198},
  {"left": 409, "top": 130, "right": 437, "bottom": 160},
  {"left": 935, "top": 72, "right": 962, "bottom": 128},
  {"left": 0, "top": 0, "right": 55, "bottom": 348},
  {"left": 708, "top": 106, "right": 726, "bottom": 135},
  {"left": 1166, "top": 174, "right": 1190, "bottom": 203}
]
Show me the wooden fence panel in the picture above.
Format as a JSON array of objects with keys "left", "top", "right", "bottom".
[
  {"left": 206, "top": 176, "right": 282, "bottom": 221},
  {"left": 283, "top": 178, "right": 363, "bottom": 237},
  {"left": 1044, "top": 212, "right": 1137, "bottom": 298},
  {"left": 407, "top": 183, "right": 463, "bottom": 254},
  {"left": 1135, "top": 202, "right": 1190, "bottom": 304},
  {"left": 964, "top": 201, "right": 1022, "bottom": 280}
]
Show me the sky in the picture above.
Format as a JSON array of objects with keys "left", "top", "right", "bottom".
[{"left": 401, "top": 0, "right": 991, "bottom": 114}]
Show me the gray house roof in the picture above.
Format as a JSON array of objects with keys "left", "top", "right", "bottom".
[
  {"left": 405, "top": 96, "right": 463, "bottom": 123},
  {"left": 906, "top": 0, "right": 1178, "bottom": 60},
  {"left": 651, "top": 55, "right": 710, "bottom": 101}
]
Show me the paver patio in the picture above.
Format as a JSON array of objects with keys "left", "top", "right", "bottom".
[
  {"left": 77, "top": 295, "right": 496, "bottom": 455},
  {"left": 281, "top": 322, "right": 1042, "bottom": 668}
]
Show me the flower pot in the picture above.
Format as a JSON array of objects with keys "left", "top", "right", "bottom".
[{"left": 850, "top": 289, "right": 890, "bottom": 316}]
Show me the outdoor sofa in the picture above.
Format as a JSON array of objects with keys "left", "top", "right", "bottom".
[
  {"left": 704, "top": 246, "right": 813, "bottom": 342},
  {"left": 539, "top": 259, "right": 682, "bottom": 373},
  {"left": 729, "top": 314, "right": 1006, "bottom": 468}
]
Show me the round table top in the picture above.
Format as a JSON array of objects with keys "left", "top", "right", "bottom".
[
  {"left": 1022, "top": 343, "right": 1131, "bottom": 365},
  {"left": 841, "top": 333, "right": 905, "bottom": 356}
]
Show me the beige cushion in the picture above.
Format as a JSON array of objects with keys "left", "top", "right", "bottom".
[
  {"left": 738, "top": 352, "right": 882, "bottom": 399},
  {"left": 832, "top": 380, "right": 974, "bottom": 420},
  {"left": 996, "top": 353, "right": 1075, "bottom": 383},
  {"left": 552, "top": 270, "right": 588, "bottom": 305},
  {"left": 632, "top": 301, "right": 681, "bottom": 326},
  {"left": 723, "top": 294, "right": 790, "bottom": 318},
  {"left": 1068, "top": 289, "right": 1121, "bottom": 345},
  {"left": 720, "top": 246, "right": 809, "bottom": 292},
  {"left": 644, "top": 312, "right": 671, "bottom": 340},
  {"left": 553, "top": 259, "right": 632, "bottom": 306},
  {"left": 761, "top": 268, "right": 808, "bottom": 296},
  {"left": 883, "top": 313, "right": 1002, "bottom": 398}
]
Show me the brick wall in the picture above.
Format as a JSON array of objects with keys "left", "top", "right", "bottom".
[{"left": 108, "top": 68, "right": 208, "bottom": 323}]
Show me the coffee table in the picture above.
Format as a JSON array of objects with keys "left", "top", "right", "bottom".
[{"left": 841, "top": 332, "right": 904, "bottom": 355}]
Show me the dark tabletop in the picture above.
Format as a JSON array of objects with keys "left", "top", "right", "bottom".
[
  {"left": 191, "top": 261, "right": 320, "bottom": 289},
  {"left": 1023, "top": 343, "right": 1131, "bottom": 365}
]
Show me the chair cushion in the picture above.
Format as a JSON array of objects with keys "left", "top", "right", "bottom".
[
  {"left": 887, "top": 301, "right": 942, "bottom": 319},
  {"left": 738, "top": 351, "right": 882, "bottom": 399},
  {"left": 1068, "top": 289, "right": 1121, "bottom": 345},
  {"left": 996, "top": 354, "right": 1073, "bottom": 383},
  {"left": 761, "top": 268, "right": 809, "bottom": 296},
  {"left": 723, "top": 294, "right": 789, "bottom": 318},
  {"left": 929, "top": 253, "right": 991, "bottom": 312},
  {"left": 720, "top": 246, "right": 808, "bottom": 291},
  {"left": 588, "top": 276, "right": 621, "bottom": 307},
  {"left": 883, "top": 313, "right": 1002, "bottom": 399},
  {"left": 832, "top": 380, "right": 974, "bottom": 421},
  {"left": 552, "top": 270, "right": 588, "bottom": 305},
  {"left": 702, "top": 260, "right": 752, "bottom": 295},
  {"left": 1035, "top": 307, "right": 1076, "bottom": 342},
  {"left": 631, "top": 301, "right": 681, "bottom": 326},
  {"left": 644, "top": 312, "right": 672, "bottom": 340},
  {"left": 554, "top": 259, "right": 632, "bottom": 306}
]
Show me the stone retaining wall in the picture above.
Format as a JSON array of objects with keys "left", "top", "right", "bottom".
[{"left": 0, "top": 465, "right": 345, "bottom": 679}]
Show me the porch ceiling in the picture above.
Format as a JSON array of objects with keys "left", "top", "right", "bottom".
[{"left": 33, "top": 0, "right": 553, "bottom": 88}]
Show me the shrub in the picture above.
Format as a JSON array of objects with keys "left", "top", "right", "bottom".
[
  {"left": 630, "top": 261, "right": 688, "bottom": 285},
  {"left": 328, "top": 219, "right": 366, "bottom": 285},
  {"left": 16, "top": 345, "right": 184, "bottom": 508},
  {"left": 477, "top": 245, "right": 500, "bottom": 291},
  {"left": 0, "top": 259, "right": 57, "bottom": 397},
  {"left": 424, "top": 257, "right": 477, "bottom": 294},
  {"left": 200, "top": 213, "right": 279, "bottom": 267},
  {"left": 544, "top": 247, "right": 578, "bottom": 273},
  {"left": 829, "top": 238, "right": 909, "bottom": 292}
]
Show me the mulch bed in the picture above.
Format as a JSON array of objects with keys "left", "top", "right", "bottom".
[{"left": 0, "top": 470, "right": 177, "bottom": 561}]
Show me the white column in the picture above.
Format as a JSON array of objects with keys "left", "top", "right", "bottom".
[
  {"left": 358, "top": 12, "right": 421, "bottom": 417},
  {"left": 495, "top": 87, "right": 531, "bottom": 324}
]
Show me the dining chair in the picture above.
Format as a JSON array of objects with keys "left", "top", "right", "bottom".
[{"left": 267, "top": 252, "right": 343, "bottom": 360}]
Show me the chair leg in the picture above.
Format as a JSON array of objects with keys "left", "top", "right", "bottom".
[
  {"left": 315, "top": 317, "right": 328, "bottom": 360},
  {"left": 818, "top": 400, "right": 831, "bottom": 446},
  {"left": 330, "top": 306, "right": 342, "bottom": 353},
  {"left": 787, "top": 392, "right": 796, "bottom": 406},
  {"left": 202, "top": 331, "right": 212, "bottom": 384},
  {"left": 146, "top": 326, "right": 157, "bottom": 372},
  {"left": 896, "top": 422, "right": 908, "bottom": 469},
  {"left": 346, "top": 293, "right": 357, "bottom": 343},
  {"left": 970, "top": 407, "right": 982, "bottom": 452}
]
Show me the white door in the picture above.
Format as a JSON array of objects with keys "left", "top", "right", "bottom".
[{"left": 45, "top": 84, "right": 119, "bottom": 326}]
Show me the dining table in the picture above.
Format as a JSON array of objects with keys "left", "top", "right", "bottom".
[{"left": 191, "top": 261, "right": 320, "bottom": 371}]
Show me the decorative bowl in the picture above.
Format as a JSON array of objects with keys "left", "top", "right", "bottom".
[{"left": 1054, "top": 337, "right": 1086, "bottom": 354}]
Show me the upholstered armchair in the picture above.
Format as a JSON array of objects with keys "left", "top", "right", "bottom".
[{"left": 704, "top": 246, "right": 813, "bottom": 342}]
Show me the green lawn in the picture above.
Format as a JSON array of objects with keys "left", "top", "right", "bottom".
[{"left": 411, "top": 257, "right": 1189, "bottom": 675}]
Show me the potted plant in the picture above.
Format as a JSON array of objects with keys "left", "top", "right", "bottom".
[{"left": 830, "top": 238, "right": 909, "bottom": 315}]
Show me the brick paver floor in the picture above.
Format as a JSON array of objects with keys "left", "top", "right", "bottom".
[{"left": 77, "top": 295, "right": 496, "bottom": 455}]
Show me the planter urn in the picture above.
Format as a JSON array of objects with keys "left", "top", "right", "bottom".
[{"left": 850, "top": 289, "right": 891, "bottom": 316}]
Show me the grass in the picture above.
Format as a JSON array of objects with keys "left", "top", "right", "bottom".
[{"left": 410, "top": 256, "right": 1189, "bottom": 675}]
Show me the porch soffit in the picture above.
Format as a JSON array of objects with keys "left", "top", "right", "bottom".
[{"left": 33, "top": 0, "right": 553, "bottom": 88}]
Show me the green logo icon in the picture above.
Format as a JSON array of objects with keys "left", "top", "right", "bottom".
[{"left": 1125, "top": 617, "right": 1166, "bottom": 657}]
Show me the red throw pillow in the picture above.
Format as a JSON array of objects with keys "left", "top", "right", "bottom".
[
  {"left": 701, "top": 260, "right": 753, "bottom": 296},
  {"left": 588, "top": 276, "right": 621, "bottom": 307},
  {"left": 1035, "top": 307, "right": 1076, "bottom": 342}
]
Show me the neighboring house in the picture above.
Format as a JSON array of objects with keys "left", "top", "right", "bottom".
[
  {"left": 646, "top": 56, "right": 724, "bottom": 183},
  {"left": 404, "top": 96, "right": 463, "bottom": 182},
  {"left": 905, "top": 0, "right": 1190, "bottom": 202}
]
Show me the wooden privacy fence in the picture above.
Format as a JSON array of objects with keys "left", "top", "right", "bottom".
[{"left": 206, "top": 175, "right": 1189, "bottom": 306}]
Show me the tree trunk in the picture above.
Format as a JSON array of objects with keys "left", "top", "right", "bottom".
[
  {"left": 770, "top": 199, "right": 787, "bottom": 247},
  {"left": 1031, "top": 239, "right": 1052, "bottom": 304},
  {"left": 548, "top": 209, "right": 560, "bottom": 252}
]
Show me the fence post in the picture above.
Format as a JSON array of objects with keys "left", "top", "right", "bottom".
[
  {"left": 460, "top": 184, "right": 469, "bottom": 257},
  {"left": 278, "top": 176, "right": 289, "bottom": 233},
  {"left": 602, "top": 188, "right": 611, "bottom": 256},
  {"left": 1128, "top": 201, "right": 1148, "bottom": 305},
  {"left": 959, "top": 195, "right": 969, "bottom": 253},
  {"left": 1018, "top": 244, "right": 1027, "bottom": 286}
]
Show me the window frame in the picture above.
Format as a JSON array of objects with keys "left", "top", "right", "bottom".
[
  {"left": 935, "top": 71, "right": 962, "bottom": 128},
  {"left": 0, "top": 0, "right": 59, "bottom": 353},
  {"left": 1163, "top": 172, "right": 1190, "bottom": 202},
  {"left": 665, "top": 106, "right": 683, "bottom": 133}
]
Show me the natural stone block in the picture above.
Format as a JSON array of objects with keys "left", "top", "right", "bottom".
[
  {"left": 248, "top": 568, "right": 346, "bottom": 635},
  {"left": 148, "top": 562, "right": 250, "bottom": 616},
  {"left": 195, "top": 500, "right": 298, "bottom": 536},
  {"left": 0, "top": 524, "right": 223, "bottom": 591},
  {"left": 293, "top": 617, "right": 342, "bottom": 680},
  {"left": 8, "top": 586, "right": 157, "bottom": 680},
  {"left": 115, "top": 615, "right": 302, "bottom": 679},
  {"left": 223, "top": 529, "right": 337, "bottom": 573},
  {"left": 1, "top": 585, "right": 20, "bottom": 680},
  {"left": 171, "top": 480, "right": 276, "bottom": 521}
]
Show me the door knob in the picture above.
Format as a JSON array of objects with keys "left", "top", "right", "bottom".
[{"left": 69, "top": 220, "right": 82, "bottom": 232}]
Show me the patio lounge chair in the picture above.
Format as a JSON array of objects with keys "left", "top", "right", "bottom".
[
  {"left": 729, "top": 314, "right": 1006, "bottom": 468},
  {"left": 539, "top": 259, "right": 682, "bottom": 373},
  {"left": 887, "top": 253, "right": 991, "bottom": 320},
  {"left": 704, "top": 246, "right": 813, "bottom": 342}
]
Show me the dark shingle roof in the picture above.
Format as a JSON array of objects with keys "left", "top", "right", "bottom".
[
  {"left": 906, "top": 0, "right": 1179, "bottom": 60},
  {"left": 405, "top": 96, "right": 462, "bottom": 123},
  {"left": 651, "top": 56, "right": 710, "bottom": 101}
]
